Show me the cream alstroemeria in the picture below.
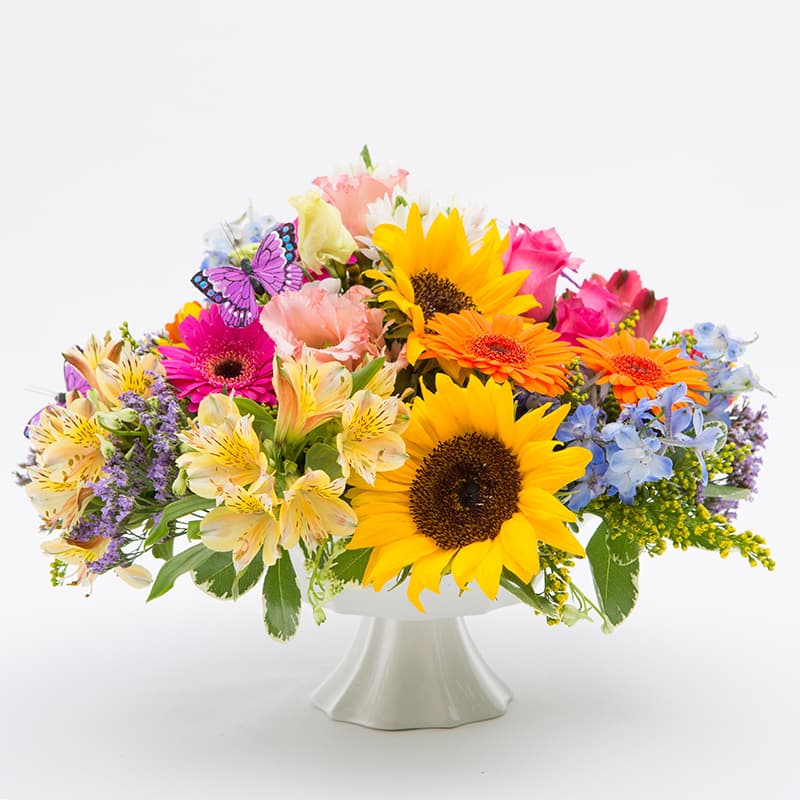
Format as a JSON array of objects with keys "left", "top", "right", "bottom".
[
  {"left": 336, "top": 390, "right": 409, "bottom": 484},
  {"left": 289, "top": 189, "right": 357, "bottom": 274},
  {"left": 274, "top": 349, "right": 352, "bottom": 446},
  {"left": 178, "top": 393, "right": 269, "bottom": 499},
  {"left": 280, "top": 470, "right": 358, "bottom": 548},
  {"left": 199, "top": 477, "right": 281, "bottom": 571}
]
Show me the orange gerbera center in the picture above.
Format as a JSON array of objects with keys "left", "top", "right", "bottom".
[
  {"left": 609, "top": 353, "right": 667, "bottom": 386},
  {"left": 469, "top": 334, "right": 528, "bottom": 365}
]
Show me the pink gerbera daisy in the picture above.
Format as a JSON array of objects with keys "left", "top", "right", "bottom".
[{"left": 158, "top": 305, "right": 276, "bottom": 411}]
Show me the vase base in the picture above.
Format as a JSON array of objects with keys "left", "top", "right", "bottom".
[{"left": 311, "top": 616, "right": 512, "bottom": 730}]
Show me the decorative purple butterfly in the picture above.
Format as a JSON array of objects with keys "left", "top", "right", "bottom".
[
  {"left": 25, "top": 362, "right": 90, "bottom": 437},
  {"left": 191, "top": 222, "right": 304, "bottom": 327}
]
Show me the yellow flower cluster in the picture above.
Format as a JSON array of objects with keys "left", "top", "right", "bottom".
[{"left": 177, "top": 350, "right": 410, "bottom": 573}]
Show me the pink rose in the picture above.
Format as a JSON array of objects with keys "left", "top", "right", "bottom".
[
  {"left": 554, "top": 269, "right": 668, "bottom": 345},
  {"left": 554, "top": 295, "right": 614, "bottom": 346},
  {"left": 502, "top": 225, "right": 583, "bottom": 322},
  {"left": 312, "top": 168, "right": 409, "bottom": 239},
  {"left": 605, "top": 269, "right": 668, "bottom": 340},
  {"left": 260, "top": 281, "right": 386, "bottom": 370}
]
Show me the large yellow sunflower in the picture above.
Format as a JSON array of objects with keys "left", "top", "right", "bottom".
[
  {"left": 368, "top": 205, "right": 538, "bottom": 363},
  {"left": 347, "top": 374, "right": 592, "bottom": 611}
]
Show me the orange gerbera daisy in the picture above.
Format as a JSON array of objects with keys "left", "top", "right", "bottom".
[
  {"left": 578, "top": 330, "right": 710, "bottom": 405},
  {"left": 418, "top": 310, "right": 577, "bottom": 395}
]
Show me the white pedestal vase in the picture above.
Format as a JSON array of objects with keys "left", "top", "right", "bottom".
[{"left": 302, "top": 566, "right": 519, "bottom": 730}]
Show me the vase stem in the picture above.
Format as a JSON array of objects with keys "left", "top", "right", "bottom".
[{"left": 311, "top": 616, "right": 512, "bottom": 730}]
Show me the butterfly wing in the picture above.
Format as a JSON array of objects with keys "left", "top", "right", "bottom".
[
  {"left": 251, "top": 222, "right": 304, "bottom": 295},
  {"left": 64, "top": 362, "right": 90, "bottom": 394},
  {"left": 191, "top": 265, "right": 258, "bottom": 327}
]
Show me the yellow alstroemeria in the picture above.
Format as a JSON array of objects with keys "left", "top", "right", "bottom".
[
  {"left": 280, "top": 470, "right": 358, "bottom": 548},
  {"left": 199, "top": 477, "right": 281, "bottom": 571},
  {"left": 35, "top": 396, "right": 108, "bottom": 486},
  {"left": 274, "top": 349, "right": 352, "bottom": 447},
  {"left": 178, "top": 393, "right": 269, "bottom": 499},
  {"left": 65, "top": 338, "right": 164, "bottom": 409},
  {"left": 336, "top": 390, "right": 409, "bottom": 484},
  {"left": 41, "top": 536, "right": 152, "bottom": 588},
  {"left": 26, "top": 466, "right": 93, "bottom": 531}
]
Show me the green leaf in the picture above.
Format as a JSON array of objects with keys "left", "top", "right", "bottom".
[
  {"left": 234, "top": 397, "right": 276, "bottom": 440},
  {"left": 186, "top": 520, "right": 201, "bottom": 541},
  {"left": 499, "top": 570, "right": 560, "bottom": 618},
  {"left": 350, "top": 357, "right": 385, "bottom": 395},
  {"left": 144, "top": 495, "right": 214, "bottom": 547},
  {"left": 586, "top": 523, "right": 639, "bottom": 627},
  {"left": 262, "top": 548, "right": 302, "bottom": 641},
  {"left": 147, "top": 544, "right": 215, "bottom": 602},
  {"left": 152, "top": 539, "right": 174, "bottom": 561},
  {"left": 607, "top": 532, "right": 640, "bottom": 566},
  {"left": 359, "top": 143, "right": 373, "bottom": 171},
  {"left": 703, "top": 484, "right": 752, "bottom": 501},
  {"left": 304, "top": 442, "right": 343, "bottom": 480},
  {"left": 330, "top": 547, "right": 371, "bottom": 585},
  {"left": 191, "top": 550, "right": 265, "bottom": 601}
]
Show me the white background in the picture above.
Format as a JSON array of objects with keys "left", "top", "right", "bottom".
[{"left": 1, "top": 1, "right": 798, "bottom": 798}]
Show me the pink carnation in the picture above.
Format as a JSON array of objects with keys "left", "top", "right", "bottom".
[
  {"left": 312, "top": 168, "right": 409, "bottom": 239},
  {"left": 260, "top": 282, "right": 385, "bottom": 370},
  {"left": 502, "top": 225, "right": 582, "bottom": 322}
]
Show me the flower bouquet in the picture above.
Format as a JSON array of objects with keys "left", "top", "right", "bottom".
[{"left": 19, "top": 147, "right": 772, "bottom": 727}]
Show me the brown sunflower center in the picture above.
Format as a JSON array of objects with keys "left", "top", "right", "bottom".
[
  {"left": 469, "top": 334, "right": 528, "bottom": 365},
  {"left": 610, "top": 353, "right": 665, "bottom": 386},
  {"left": 409, "top": 433, "right": 521, "bottom": 550},
  {"left": 410, "top": 270, "right": 477, "bottom": 321},
  {"left": 213, "top": 358, "right": 244, "bottom": 379}
]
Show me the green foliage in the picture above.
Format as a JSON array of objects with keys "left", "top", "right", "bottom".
[
  {"left": 586, "top": 523, "right": 640, "bottom": 628},
  {"left": 359, "top": 143, "right": 373, "bottom": 171},
  {"left": 144, "top": 495, "right": 214, "bottom": 547},
  {"left": 500, "top": 569, "right": 560, "bottom": 618},
  {"left": 147, "top": 544, "right": 215, "bottom": 601},
  {"left": 233, "top": 397, "right": 275, "bottom": 440},
  {"left": 262, "top": 548, "right": 302, "bottom": 641},
  {"left": 350, "top": 356, "right": 385, "bottom": 395},
  {"left": 192, "top": 550, "right": 265, "bottom": 600},
  {"left": 304, "top": 442, "right": 343, "bottom": 480},
  {"left": 329, "top": 547, "right": 371, "bottom": 585}
]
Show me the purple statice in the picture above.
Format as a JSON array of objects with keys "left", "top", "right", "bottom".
[
  {"left": 703, "top": 401, "right": 768, "bottom": 520},
  {"left": 64, "top": 375, "right": 185, "bottom": 575},
  {"left": 120, "top": 374, "right": 183, "bottom": 503}
]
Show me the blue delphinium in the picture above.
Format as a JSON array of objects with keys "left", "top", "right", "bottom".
[
  {"left": 201, "top": 204, "right": 277, "bottom": 269},
  {"left": 601, "top": 424, "right": 673, "bottom": 504}
]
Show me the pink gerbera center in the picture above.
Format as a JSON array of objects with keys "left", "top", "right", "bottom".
[
  {"left": 157, "top": 305, "right": 276, "bottom": 411},
  {"left": 199, "top": 346, "right": 254, "bottom": 387}
]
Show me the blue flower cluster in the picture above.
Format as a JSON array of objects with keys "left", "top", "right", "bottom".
[
  {"left": 689, "top": 323, "right": 770, "bottom": 424},
  {"left": 557, "top": 383, "right": 724, "bottom": 509}
]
